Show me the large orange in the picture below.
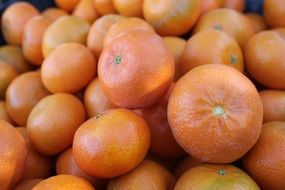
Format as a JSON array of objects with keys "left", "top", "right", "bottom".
[
  {"left": 243, "top": 121, "right": 285, "bottom": 190},
  {"left": 246, "top": 13, "right": 267, "bottom": 33},
  {"left": 6, "top": 71, "right": 50, "bottom": 126},
  {"left": 0, "top": 121, "right": 27, "bottom": 190},
  {"left": 98, "top": 30, "right": 174, "bottom": 108},
  {"left": 245, "top": 30, "right": 285, "bottom": 89},
  {"left": 108, "top": 160, "right": 175, "bottom": 190},
  {"left": 180, "top": 29, "right": 244, "bottom": 74},
  {"left": 0, "top": 101, "right": 13, "bottom": 123},
  {"left": 87, "top": 14, "right": 125, "bottom": 58},
  {"left": 194, "top": 8, "right": 254, "bottom": 47},
  {"left": 93, "top": 0, "right": 117, "bottom": 15},
  {"left": 41, "top": 43, "right": 96, "bottom": 93},
  {"left": 23, "top": 16, "right": 52, "bottom": 65},
  {"left": 143, "top": 0, "right": 201, "bottom": 36},
  {"left": 27, "top": 93, "right": 86, "bottom": 155},
  {"left": 72, "top": 0, "right": 99, "bottom": 23},
  {"left": 174, "top": 164, "right": 260, "bottom": 189},
  {"left": 113, "top": 0, "right": 143, "bottom": 17},
  {"left": 0, "top": 61, "right": 18, "bottom": 99},
  {"left": 174, "top": 156, "right": 203, "bottom": 178},
  {"left": 1, "top": 2, "right": 39, "bottom": 45},
  {"left": 168, "top": 64, "right": 263, "bottom": 163},
  {"left": 73, "top": 108, "right": 150, "bottom": 178},
  {"left": 223, "top": 0, "right": 245, "bottom": 12},
  {"left": 264, "top": 0, "right": 285, "bottom": 28},
  {"left": 14, "top": 179, "right": 43, "bottom": 190},
  {"left": 42, "top": 8, "right": 68, "bottom": 22},
  {"left": 55, "top": 0, "right": 80, "bottom": 12}
]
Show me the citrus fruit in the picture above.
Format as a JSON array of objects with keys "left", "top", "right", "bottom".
[
  {"left": 55, "top": 0, "right": 80, "bottom": 12},
  {"left": 113, "top": 0, "right": 143, "bottom": 17},
  {"left": 201, "top": 0, "right": 220, "bottom": 15},
  {"left": 246, "top": 13, "right": 267, "bottom": 33},
  {"left": 14, "top": 179, "right": 43, "bottom": 190},
  {"left": 223, "top": 0, "right": 245, "bottom": 12},
  {"left": 264, "top": 0, "right": 285, "bottom": 28},
  {"left": 0, "top": 101, "right": 13, "bottom": 123},
  {"left": 42, "top": 8, "right": 68, "bottom": 22},
  {"left": 73, "top": 0, "right": 99, "bottom": 23},
  {"left": 0, "top": 61, "right": 18, "bottom": 99},
  {"left": 93, "top": 0, "right": 117, "bottom": 15}
]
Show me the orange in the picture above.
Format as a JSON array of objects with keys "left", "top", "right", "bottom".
[
  {"left": 0, "top": 101, "right": 13, "bottom": 123},
  {"left": 32, "top": 175, "right": 94, "bottom": 190},
  {"left": 55, "top": 0, "right": 80, "bottom": 12},
  {"left": 0, "top": 61, "right": 18, "bottom": 99},
  {"left": 108, "top": 160, "right": 175, "bottom": 190},
  {"left": 168, "top": 64, "right": 263, "bottom": 163},
  {"left": 0, "top": 120, "right": 27, "bottom": 190},
  {"left": 194, "top": 8, "right": 254, "bottom": 47},
  {"left": 174, "top": 156, "right": 203, "bottom": 178},
  {"left": 27, "top": 93, "right": 86, "bottom": 155},
  {"left": 264, "top": 0, "right": 285, "bottom": 28},
  {"left": 143, "top": 0, "right": 201, "bottom": 36},
  {"left": 83, "top": 78, "right": 117, "bottom": 118},
  {"left": 42, "top": 8, "right": 69, "bottom": 22},
  {"left": 179, "top": 29, "right": 244, "bottom": 74},
  {"left": 6, "top": 71, "right": 50, "bottom": 126},
  {"left": 246, "top": 13, "right": 267, "bottom": 33},
  {"left": 113, "top": 0, "right": 143, "bottom": 17},
  {"left": 42, "top": 16, "right": 90, "bottom": 57},
  {"left": 73, "top": 0, "right": 99, "bottom": 23},
  {"left": 98, "top": 30, "right": 174, "bottom": 108},
  {"left": 14, "top": 179, "right": 43, "bottom": 190},
  {"left": 259, "top": 90, "right": 285, "bottom": 122},
  {"left": 1, "top": 2, "right": 39, "bottom": 45},
  {"left": 73, "top": 108, "right": 150, "bottom": 178},
  {"left": 245, "top": 30, "right": 285, "bottom": 89},
  {"left": 242, "top": 121, "right": 285, "bottom": 190},
  {"left": 135, "top": 84, "right": 185, "bottom": 159},
  {"left": 41, "top": 43, "right": 96, "bottom": 93},
  {"left": 223, "top": 0, "right": 245, "bottom": 12},
  {"left": 201, "top": 0, "right": 220, "bottom": 15},
  {"left": 163, "top": 37, "right": 186, "bottom": 81},
  {"left": 56, "top": 147, "right": 108, "bottom": 189},
  {"left": 174, "top": 164, "right": 260, "bottom": 189},
  {"left": 103, "top": 17, "right": 155, "bottom": 47},
  {"left": 93, "top": 0, "right": 117, "bottom": 15},
  {"left": 23, "top": 16, "right": 52, "bottom": 65},
  {"left": 0, "top": 45, "right": 32, "bottom": 73},
  {"left": 87, "top": 14, "right": 125, "bottom": 58}
]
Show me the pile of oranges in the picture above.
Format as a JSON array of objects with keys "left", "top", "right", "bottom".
[{"left": 1, "top": 0, "right": 285, "bottom": 189}]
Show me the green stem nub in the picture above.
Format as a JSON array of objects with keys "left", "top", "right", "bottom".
[
  {"left": 114, "top": 55, "right": 122, "bottom": 65},
  {"left": 95, "top": 114, "right": 101, "bottom": 119},
  {"left": 217, "top": 169, "right": 226, "bottom": 176},
  {"left": 213, "top": 105, "right": 225, "bottom": 116},
  {"left": 231, "top": 55, "right": 238, "bottom": 64},
  {"left": 214, "top": 24, "right": 222, "bottom": 31}
]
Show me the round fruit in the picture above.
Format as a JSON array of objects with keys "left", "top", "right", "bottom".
[
  {"left": 55, "top": 0, "right": 80, "bottom": 12},
  {"left": 0, "top": 61, "right": 18, "bottom": 99},
  {"left": 201, "top": 0, "right": 220, "bottom": 15},
  {"left": 108, "top": 160, "right": 175, "bottom": 190},
  {"left": 243, "top": 121, "right": 285, "bottom": 190},
  {"left": 264, "top": 0, "right": 285, "bottom": 28},
  {"left": 27, "top": 93, "right": 85, "bottom": 155},
  {"left": 113, "top": 0, "right": 143, "bottom": 17},
  {"left": 93, "top": 0, "right": 117, "bottom": 15},
  {"left": 246, "top": 13, "right": 267, "bottom": 33},
  {"left": 72, "top": 0, "right": 99, "bottom": 23},
  {"left": 6, "top": 71, "right": 50, "bottom": 126},
  {"left": 174, "top": 156, "right": 203, "bottom": 178},
  {"left": 14, "top": 179, "right": 43, "bottom": 190},
  {"left": 73, "top": 108, "right": 150, "bottom": 178},
  {"left": 42, "top": 8, "right": 68, "bottom": 22},
  {"left": 0, "top": 101, "right": 13, "bottom": 123},
  {"left": 98, "top": 30, "right": 174, "bottom": 108},
  {"left": 180, "top": 29, "right": 244, "bottom": 74},
  {"left": 0, "top": 120, "right": 27, "bottom": 190},
  {"left": 174, "top": 164, "right": 260, "bottom": 190},
  {"left": 41, "top": 43, "right": 96, "bottom": 93},
  {"left": 168, "top": 64, "right": 263, "bottom": 163},
  {"left": 223, "top": 0, "right": 245, "bottom": 12}
]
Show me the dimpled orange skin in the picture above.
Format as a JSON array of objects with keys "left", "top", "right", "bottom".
[
  {"left": 73, "top": 108, "right": 151, "bottom": 178},
  {"left": 103, "top": 17, "right": 155, "bottom": 47},
  {"left": 16, "top": 127, "right": 54, "bottom": 180},
  {"left": 264, "top": 0, "right": 285, "bottom": 28},
  {"left": 42, "top": 8, "right": 68, "bottom": 22},
  {"left": 242, "top": 121, "right": 285, "bottom": 190},
  {"left": 98, "top": 30, "right": 174, "bottom": 108},
  {"left": 143, "top": 0, "right": 200, "bottom": 36},
  {"left": 23, "top": 16, "right": 52, "bottom": 65},
  {"left": 108, "top": 160, "right": 176, "bottom": 190},
  {"left": 245, "top": 30, "right": 285, "bottom": 89},
  {"left": 0, "top": 121, "right": 27, "bottom": 190},
  {"left": 32, "top": 175, "right": 94, "bottom": 190},
  {"left": 223, "top": 0, "right": 245, "bottom": 12},
  {"left": 0, "top": 101, "right": 13, "bottom": 123},
  {"left": 84, "top": 78, "right": 117, "bottom": 118},
  {"left": 245, "top": 13, "right": 267, "bottom": 33},
  {"left": 1, "top": 2, "right": 39, "bottom": 45},
  {"left": 168, "top": 64, "right": 263, "bottom": 163},
  {"left": 41, "top": 43, "right": 96, "bottom": 93},
  {"left": 14, "top": 179, "right": 43, "bottom": 190},
  {"left": 194, "top": 8, "right": 254, "bottom": 48},
  {"left": 55, "top": 0, "right": 80, "bottom": 12},
  {"left": 72, "top": 0, "right": 99, "bottom": 23},
  {"left": 27, "top": 93, "right": 86, "bottom": 155},
  {"left": 180, "top": 29, "right": 244, "bottom": 74},
  {"left": 6, "top": 71, "right": 50, "bottom": 126},
  {"left": 93, "top": 0, "right": 117, "bottom": 15},
  {"left": 0, "top": 61, "right": 18, "bottom": 99},
  {"left": 174, "top": 164, "right": 260, "bottom": 190},
  {"left": 174, "top": 156, "right": 204, "bottom": 178},
  {"left": 87, "top": 14, "right": 125, "bottom": 58},
  {"left": 113, "top": 0, "right": 143, "bottom": 17}
]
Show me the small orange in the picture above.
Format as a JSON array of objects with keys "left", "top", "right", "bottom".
[
  {"left": 42, "top": 8, "right": 69, "bottom": 22},
  {"left": 0, "top": 101, "right": 13, "bottom": 123},
  {"left": 179, "top": 29, "right": 244, "bottom": 74},
  {"left": 174, "top": 156, "right": 203, "bottom": 178},
  {"left": 223, "top": 0, "right": 245, "bottom": 12},
  {"left": 73, "top": 0, "right": 99, "bottom": 23},
  {"left": 113, "top": 0, "right": 143, "bottom": 17},
  {"left": 55, "top": 0, "right": 80, "bottom": 12},
  {"left": 0, "top": 61, "right": 18, "bottom": 99},
  {"left": 246, "top": 13, "right": 267, "bottom": 33},
  {"left": 6, "top": 71, "right": 50, "bottom": 126},
  {"left": 41, "top": 43, "right": 96, "bottom": 93},
  {"left": 93, "top": 0, "right": 117, "bottom": 15},
  {"left": 23, "top": 16, "right": 52, "bottom": 65},
  {"left": 14, "top": 179, "right": 43, "bottom": 190},
  {"left": 32, "top": 175, "right": 94, "bottom": 190},
  {"left": 1, "top": 2, "right": 39, "bottom": 45},
  {"left": 98, "top": 30, "right": 174, "bottom": 108},
  {"left": 83, "top": 78, "right": 117, "bottom": 118},
  {"left": 87, "top": 14, "right": 125, "bottom": 58},
  {"left": 174, "top": 164, "right": 260, "bottom": 189},
  {"left": 242, "top": 121, "right": 285, "bottom": 190},
  {"left": 108, "top": 160, "right": 175, "bottom": 190},
  {"left": 73, "top": 108, "right": 150, "bottom": 178},
  {"left": 27, "top": 93, "right": 86, "bottom": 155},
  {"left": 143, "top": 0, "right": 201, "bottom": 36},
  {"left": 0, "top": 120, "right": 27, "bottom": 190},
  {"left": 201, "top": 0, "right": 220, "bottom": 15},
  {"left": 264, "top": 0, "right": 285, "bottom": 28}
]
